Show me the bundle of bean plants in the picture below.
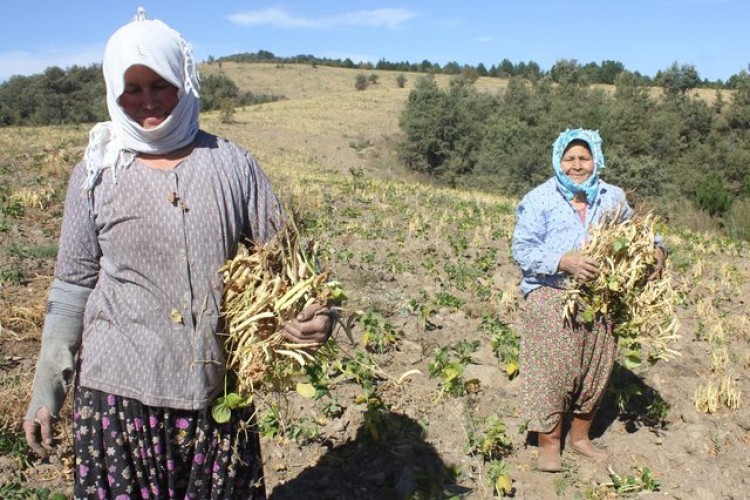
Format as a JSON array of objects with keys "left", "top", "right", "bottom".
[
  {"left": 563, "top": 206, "right": 679, "bottom": 368},
  {"left": 213, "top": 218, "right": 347, "bottom": 423}
]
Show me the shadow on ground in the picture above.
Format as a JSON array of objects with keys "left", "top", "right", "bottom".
[
  {"left": 599, "top": 361, "right": 670, "bottom": 435},
  {"left": 270, "top": 409, "right": 470, "bottom": 500}
]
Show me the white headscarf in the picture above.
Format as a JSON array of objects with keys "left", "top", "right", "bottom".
[{"left": 84, "top": 7, "right": 200, "bottom": 190}]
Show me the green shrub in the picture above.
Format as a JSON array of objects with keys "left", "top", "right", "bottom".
[
  {"left": 695, "top": 173, "right": 733, "bottom": 216},
  {"left": 200, "top": 73, "right": 239, "bottom": 111},
  {"left": 723, "top": 197, "right": 750, "bottom": 241},
  {"left": 355, "top": 73, "right": 368, "bottom": 91}
]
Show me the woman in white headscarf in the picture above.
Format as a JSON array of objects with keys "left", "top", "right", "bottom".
[{"left": 23, "top": 9, "right": 330, "bottom": 498}]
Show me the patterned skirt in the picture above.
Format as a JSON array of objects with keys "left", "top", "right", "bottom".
[
  {"left": 519, "top": 286, "right": 616, "bottom": 433},
  {"left": 72, "top": 385, "right": 266, "bottom": 499}
]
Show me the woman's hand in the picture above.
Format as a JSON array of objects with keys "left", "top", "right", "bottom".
[
  {"left": 559, "top": 251, "right": 600, "bottom": 282},
  {"left": 283, "top": 302, "right": 334, "bottom": 353},
  {"left": 23, "top": 406, "right": 54, "bottom": 458},
  {"left": 648, "top": 247, "right": 667, "bottom": 281}
]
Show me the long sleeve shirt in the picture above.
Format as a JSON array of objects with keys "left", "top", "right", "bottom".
[
  {"left": 511, "top": 177, "right": 632, "bottom": 297},
  {"left": 55, "top": 130, "right": 284, "bottom": 410}
]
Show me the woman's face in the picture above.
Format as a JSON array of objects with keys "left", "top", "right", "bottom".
[
  {"left": 561, "top": 143, "right": 595, "bottom": 184},
  {"left": 118, "top": 65, "right": 179, "bottom": 129}
]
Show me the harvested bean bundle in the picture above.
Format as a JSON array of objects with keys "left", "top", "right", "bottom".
[
  {"left": 563, "top": 206, "right": 680, "bottom": 367},
  {"left": 219, "top": 219, "right": 345, "bottom": 400}
]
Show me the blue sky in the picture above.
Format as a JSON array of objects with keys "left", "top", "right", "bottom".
[{"left": 0, "top": 0, "right": 745, "bottom": 82}]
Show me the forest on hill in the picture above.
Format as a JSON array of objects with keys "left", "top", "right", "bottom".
[
  {"left": 398, "top": 71, "right": 750, "bottom": 238},
  {"left": 0, "top": 49, "right": 746, "bottom": 127},
  {"left": 3, "top": 53, "right": 750, "bottom": 238}
]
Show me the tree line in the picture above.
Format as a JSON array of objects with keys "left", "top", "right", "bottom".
[
  {"left": 1, "top": 52, "right": 746, "bottom": 127},
  {"left": 215, "top": 50, "right": 746, "bottom": 89},
  {"left": 0, "top": 65, "right": 279, "bottom": 127},
  {"left": 398, "top": 70, "right": 750, "bottom": 233}
]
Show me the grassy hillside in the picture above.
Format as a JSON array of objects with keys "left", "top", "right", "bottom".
[
  {"left": 199, "top": 62, "right": 510, "bottom": 100},
  {"left": 0, "top": 63, "right": 748, "bottom": 499}
]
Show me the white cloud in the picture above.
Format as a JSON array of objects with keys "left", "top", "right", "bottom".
[
  {"left": 0, "top": 45, "right": 103, "bottom": 81},
  {"left": 228, "top": 7, "right": 318, "bottom": 28},
  {"left": 228, "top": 7, "right": 417, "bottom": 30},
  {"left": 473, "top": 35, "right": 492, "bottom": 43},
  {"left": 338, "top": 9, "right": 417, "bottom": 29}
]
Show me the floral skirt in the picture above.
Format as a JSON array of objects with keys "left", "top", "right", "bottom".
[
  {"left": 72, "top": 385, "right": 266, "bottom": 500},
  {"left": 519, "top": 287, "right": 616, "bottom": 433}
]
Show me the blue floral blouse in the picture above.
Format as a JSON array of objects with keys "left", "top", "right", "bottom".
[{"left": 511, "top": 177, "right": 632, "bottom": 297}]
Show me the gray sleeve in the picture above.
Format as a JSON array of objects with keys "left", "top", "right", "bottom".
[
  {"left": 244, "top": 151, "right": 286, "bottom": 244},
  {"left": 54, "top": 162, "right": 102, "bottom": 288},
  {"left": 25, "top": 279, "right": 92, "bottom": 420}
]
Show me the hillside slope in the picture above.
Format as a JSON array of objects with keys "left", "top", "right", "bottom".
[{"left": 0, "top": 63, "right": 748, "bottom": 499}]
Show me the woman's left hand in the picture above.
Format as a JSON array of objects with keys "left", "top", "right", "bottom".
[
  {"left": 283, "top": 302, "right": 334, "bottom": 352},
  {"left": 649, "top": 247, "right": 668, "bottom": 281}
]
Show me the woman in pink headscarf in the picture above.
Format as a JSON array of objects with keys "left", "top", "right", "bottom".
[{"left": 23, "top": 9, "right": 330, "bottom": 498}]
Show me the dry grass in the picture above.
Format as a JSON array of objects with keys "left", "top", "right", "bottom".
[
  {"left": 10, "top": 186, "right": 56, "bottom": 210},
  {"left": 0, "top": 279, "right": 49, "bottom": 429},
  {"left": 694, "top": 375, "right": 743, "bottom": 413},
  {"left": 0, "top": 374, "right": 33, "bottom": 431},
  {"left": 200, "top": 62, "right": 509, "bottom": 101},
  {"left": 204, "top": 61, "right": 731, "bottom": 105},
  {"left": 0, "top": 277, "right": 49, "bottom": 339},
  {"left": 0, "top": 124, "right": 88, "bottom": 157}
]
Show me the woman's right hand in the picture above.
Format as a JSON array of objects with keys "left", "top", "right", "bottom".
[
  {"left": 559, "top": 252, "right": 600, "bottom": 282},
  {"left": 23, "top": 406, "right": 54, "bottom": 457}
]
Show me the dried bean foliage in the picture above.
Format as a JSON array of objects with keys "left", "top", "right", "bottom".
[
  {"left": 219, "top": 220, "right": 345, "bottom": 400},
  {"left": 563, "top": 206, "right": 680, "bottom": 366}
]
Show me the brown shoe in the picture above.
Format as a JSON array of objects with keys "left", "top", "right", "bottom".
[
  {"left": 566, "top": 411, "right": 608, "bottom": 461},
  {"left": 537, "top": 418, "right": 563, "bottom": 472}
]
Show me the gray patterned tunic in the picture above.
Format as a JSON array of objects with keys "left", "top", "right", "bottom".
[{"left": 55, "top": 130, "right": 284, "bottom": 410}]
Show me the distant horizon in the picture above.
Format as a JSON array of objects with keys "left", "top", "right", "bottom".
[
  {"left": 201, "top": 49, "right": 736, "bottom": 83},
  {"left": 2, "top": 49, "right": 737, "bottom": 87},
  {"left": 2, "top": 1, "right": 747, "bottom": 83}
]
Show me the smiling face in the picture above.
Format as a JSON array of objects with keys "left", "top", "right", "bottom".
[
  {"left": 118, "top": 65, "right": 179, "bottom": 129},
  {"left": 560, "top": 141, "right": 595, "bottom": 184}
]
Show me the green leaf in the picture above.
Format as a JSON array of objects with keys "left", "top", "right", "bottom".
[
  {"left": 224, "top": 392, "right": 244, "bottom": 408},
  {"left": 581, "top": 307, "right": 594, "bottom": 323},
  {"left": 607, "top": 278, "right": 620, "bottom": 291},
  {"left": 329, "top": 284, "right": 348, "bottom": 301},
  {"left": 623, "top": 350, "right": 642, "bottom": 370},
  {"left": 443, "top": 363, "right": 463, "bottom": 382},
  {"left": 212, "top": 402, "right": 231, "bottom": 424},
  {"left": 296, "top": 382, "right": 317, "bottom": 399},
  {"left": 613, "top": 237, "right": 629, "bottom": 254},
  {"left": 496, "top": 474, "right": 513, "bottom": 494}
]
